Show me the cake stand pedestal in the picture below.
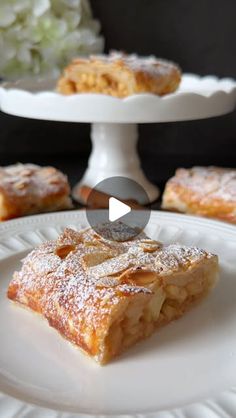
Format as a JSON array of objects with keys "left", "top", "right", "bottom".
[
  {"left": 74, "top": 123, "right": 159, "bottom": 202},
  {"left": 0, "top": 74, "right": 235, "bottom": 203}
]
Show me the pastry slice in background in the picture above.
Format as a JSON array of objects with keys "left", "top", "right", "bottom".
[
  {"left": 162, "top": 166, "right": 236, "bottom": 224},
  {"left": 0, "top": 163, "right": 72, "bottom": 220},
  {"left": 57, "top": 51, "right": 181, "bottom": 98}
]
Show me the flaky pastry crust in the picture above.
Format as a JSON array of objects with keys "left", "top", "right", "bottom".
[
  {"left": 57, "top": 51, "right": 181, "bottom": 98},
  {"left": 8, "top": 225, "right": 218, "bottom": 364},
  {"left": 162, "top": 166, "right": 236, "bottom": 224},
  {"left": 0, "top": 163, "right": 72, "bottom": 220}
]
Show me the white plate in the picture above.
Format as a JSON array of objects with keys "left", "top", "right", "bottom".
[
  {"left": 0, "top": 74, "right": 235, "bottom": 122},
  {"left": 0, "top": 210, "right": 236, "bottom": 418}
]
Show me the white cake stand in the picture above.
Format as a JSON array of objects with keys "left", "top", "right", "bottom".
[{"left": 0, "top": 74, "right": 235, "bottom": 203}]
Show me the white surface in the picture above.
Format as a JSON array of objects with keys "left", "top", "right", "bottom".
[
  {"left": 73, "top": 123, "right": 159, "bottom": 203},
  {"left": 109, "top": 197, "right": 131, "bottom": 222},
  {"left": 0, "top": 75, "right": 235, "bottom": 122},
  {"left": 0, "top": 210, "right": 236, "bottom": 418}
]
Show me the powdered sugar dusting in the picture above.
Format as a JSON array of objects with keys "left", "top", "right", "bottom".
[
  {"left": 154, "top": 244, "right": 207, "bottom": 273},
  {"left": 77, "top": 51, "right": 181, "bottom": 79},
  {"left": 0, "top": 163, "right": 70, "bottom": 198},
  {"left": 8, "top": 226, "right": 217, "bottom": 360},
  {"left": 172, "top": 166, "right": 236, "bottom": 202},
  {"left": 11, "top": 226, "right": 213, "bottom": 316},
  {"left": 110, "top": 51, "right": 180, "bottom": 78},
  {"left": 0, "top": 163, "right": 72, "bottom": 219}
]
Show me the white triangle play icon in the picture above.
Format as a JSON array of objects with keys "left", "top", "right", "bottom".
[{"left": 109, "top": 197, "right": 131, "bottom": 222}]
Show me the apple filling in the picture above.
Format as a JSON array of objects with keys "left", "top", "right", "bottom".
[{"left": 102, "top": 262, "right": 218, "bottom": 363}]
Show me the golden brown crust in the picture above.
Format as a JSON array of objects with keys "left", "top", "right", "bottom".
[
  {"left": 57, "top": 51, "right": 181, "bottom": 97},
  {"left": 8, "top": 225, "right": 218, "bottom": 364},
  {"left": 0, "top": 163, "right": 72, "bottom": 220},
  {"left": 162, "top": 166, "right": 236, "bottom": 224}
]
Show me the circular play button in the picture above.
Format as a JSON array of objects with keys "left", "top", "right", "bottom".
[{"left": 84, "top": 176, "right": 151, "bottom": 241}]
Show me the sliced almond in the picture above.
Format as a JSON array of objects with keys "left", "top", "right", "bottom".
[
  {"left": 56, "top": 244, "right": 76, "bottom": 259},
  {"left": 82, "top": 251, "right": 112, "bottom": 268},
  {"left": 128, "top": 270, "right": 157, "bottom": 286},
  {"left": 14, "top": 181, "right": 27, "bottom": 190},
  {"left": 139, "top": 239, "right": 162, "bottom": 253}
]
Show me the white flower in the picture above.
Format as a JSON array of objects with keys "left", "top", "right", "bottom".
[
  {"left": 0, "top": 0, "right": 104, "bottom": 79},
  {"left": 0, "top": 6, "right": 16, "bottom": 28}
]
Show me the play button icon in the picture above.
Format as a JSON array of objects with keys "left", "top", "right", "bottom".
[
  {"left": 109, "top": 197, "right": 131, "bottom": 222},
  {"left": 85, "top": 176, "right": 151, "bottom": 241}
]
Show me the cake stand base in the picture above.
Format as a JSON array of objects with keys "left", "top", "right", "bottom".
[{"left": 72, "top": 123, "right": 159, "bottom": 204}]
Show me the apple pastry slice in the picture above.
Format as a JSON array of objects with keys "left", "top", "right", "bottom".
[
  {"left": 7, "top": 226, "right": 218, "bottom": 364},
  {"left": 57, "top": 51, "right": 181, "bottom": 97},
  {"left": 0, "top": 163, "right": 72, "bottom": 220},
  {"left": 162, "top": 166, "right": 236, "bottom": 224}
]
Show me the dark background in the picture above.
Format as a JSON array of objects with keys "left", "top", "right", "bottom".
[{"left": 0, "top": 0, "right": 235, "bottom": 191}]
